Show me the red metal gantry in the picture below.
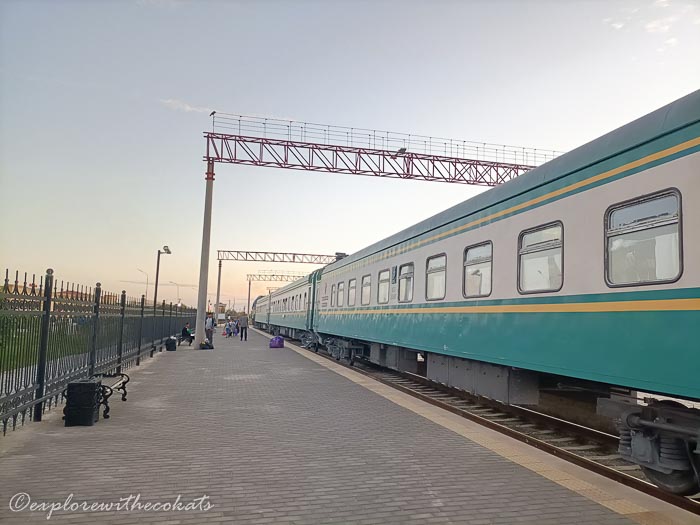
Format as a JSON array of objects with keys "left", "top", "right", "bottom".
[
  {"left": 218, "top": 250, "right": 344, "bottom": 265},
  {"left": 205, "top": 114, "right": 561, "bottom": 186}
]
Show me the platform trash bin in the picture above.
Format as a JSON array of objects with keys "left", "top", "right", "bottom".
[
  {"left": 64, "top": 378, "right": 102, "bottom": 426},
  {"left": 165, "top": 336, "right": 177, "bottom": 351}
]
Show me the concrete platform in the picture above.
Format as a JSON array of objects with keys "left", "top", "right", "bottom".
[{"left": 0, "top": 329, "right": 696, "bottom": 524}]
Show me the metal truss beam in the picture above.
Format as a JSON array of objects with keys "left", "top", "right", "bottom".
[
  {"left": 205, "top": 132, "right": 535, "bottom": 186},
  {"left": 217, "top": 250, "right": 343, "bottom": 264},
  {"left": 246, "top": 273, "right": 306, "bottom": 282}
]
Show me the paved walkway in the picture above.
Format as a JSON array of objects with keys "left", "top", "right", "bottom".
[{"left": 0, "top": 330, "right": 695, "bottom": 524}]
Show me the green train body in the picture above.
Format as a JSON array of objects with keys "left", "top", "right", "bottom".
[{"left": 254, "top": 91, "right": 700, "bottom": 494}]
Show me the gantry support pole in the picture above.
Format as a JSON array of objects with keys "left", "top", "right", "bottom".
[
  {"left": 247, "top": 280, "right": 251, "bottom": 314},
  {"left": 195, "top": 160, "right": 215, "bottom": 346},
  {"left": 215, "top": 260, "right": 222, "bottom": 325}
]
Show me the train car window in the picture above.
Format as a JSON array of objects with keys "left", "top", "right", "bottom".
[
  {"left": 304, "top": 292, "right": 307, "bottom": 309},
  {"left": 605, "top": 190, "right": 681, "bottom": 286},
  {"left": 426, "top": 254, "right": 447, "bottom": 301},
  {"left": 361, "top": 275, "right": 371, "bottom": 305},
  {"left": 331, "top": 285, "right": 336, "bottom": 307},
  {"left": 398, "top": 263, "right": 414, "bottom": 303},
  {"left": 348, "top": 279, "right": 357, "bottom": 306},
  {"left": 518, "top": 222, "right": 563, "bottom": 294},
  {"left": 337, "top": 282, "right": 345, "bottom": 307},
  {"left": 377, "top": 269, "right": 390, "bottom": 304},
  {"left": 464, "top": 242, "right": 492, "bottom": 298}
]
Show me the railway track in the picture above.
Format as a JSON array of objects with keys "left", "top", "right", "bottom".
[{"left": 304, "top": 345, "right": 700, "bottom": 516}]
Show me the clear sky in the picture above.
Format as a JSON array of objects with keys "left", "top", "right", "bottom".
[{"left": 1, "top": 0, "right": 699, "bottom": 309}]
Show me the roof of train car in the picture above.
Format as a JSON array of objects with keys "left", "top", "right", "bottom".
[
  {"left": 322, "top": 89, "right": 700, "bottom": 274},
  {"left": 260, "top": 272, "right": 314, "bottom": 300}
]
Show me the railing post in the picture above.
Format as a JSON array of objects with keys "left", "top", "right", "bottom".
[
  {"left": 160, "top": 300, "right": 166, "bottom": 351},
  {"left": 136, "top": 294, "right": 144, "bottom": 366},
  {"left": 116, "top": 290, "right": 126, "bottom": 374},
  {"left": 89, "top": 282, "right": 102, "bottom": 376},
  {"left": 169, "top": 302, "right": 173, "bottom": 338},
  {"left": 33, "top": 268, "right": 54, "bottom": 422}
]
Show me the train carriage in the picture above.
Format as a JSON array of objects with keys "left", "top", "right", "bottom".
[
  {"left": 257, "top": 90, "right": 700, "bottom": 494},
  {"left": 254, "top": 275, "right": 313, "bottom": 339}
]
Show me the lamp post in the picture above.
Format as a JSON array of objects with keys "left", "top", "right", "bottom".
[
  {"left": 153, "top": 245, "right": 171, "bottom": 346},
  {"left": 136, "top": 268, "right": 149, "bottom": 303}
]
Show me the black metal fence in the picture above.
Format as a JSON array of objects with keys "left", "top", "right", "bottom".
[{"left": 0, "top": 268, "right": 197, "bottom": 434}]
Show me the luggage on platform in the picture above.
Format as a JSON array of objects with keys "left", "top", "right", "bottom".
[{"left": 269, "top": 336, "right": 284, "bottom": 349}]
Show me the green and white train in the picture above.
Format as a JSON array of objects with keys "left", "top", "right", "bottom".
[{"left": 253, "top": 90, "right": 700, "bottom": 494}]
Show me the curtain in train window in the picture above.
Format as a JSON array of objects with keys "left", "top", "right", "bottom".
[
  {"left": 519, "top": 224, "right": 563, "bottom": 293},
  {"left": 426, "top": 254, "right": 446, "bottom": 300},
  {"left": 377, "top": 269, "right": 390, "bottom": 304},
  {"left": 398, "top": 263, "right": 414, "bottom": 303},
  {"left": 361, "top": 275, "right": 371, "bottom": 305},
  {"left": 606, "top": 192, "right": 680, "bottom": 285},
  {"left": 337, "top": 282, "right": 345, "bottom": 307},
  {"left": 348, "top": 279, "right": 357, "bottom": 306},
  {"left": 331, "top": 285, "right": 336, "bottom": 307},
  {"left": 464, "top": 242, "right": 492, "bottom": 297}
]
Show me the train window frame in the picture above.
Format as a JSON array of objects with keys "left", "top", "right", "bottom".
[
  {"left": 425, "top": 253, "right": 447, "bottom": 301},
  {"left": 463, "top": 241, "right": 493, "bottom": 298},
  {"left": 398, "top": 263, "right": 414, "bottom": 303},
  {"left": 361, "top": 274, "right": 371, "bottom": 306},
  {"left": 604, "top": 188, "right": 683, "bottom": 288},
  {"left": 331, "top": 285, "right": 336, "bottom": 307},
  {"left": 337, "top": 281, "right": 345, "bottom": 307},
  {"left": 377, "top": 269, "right": 390, "bottom": 304},
  {"left": 348, "top": 278, "right": 357, "bottom": 307},
  {"left": 517, "top": 221, "right": 564, "bottom": 295}
]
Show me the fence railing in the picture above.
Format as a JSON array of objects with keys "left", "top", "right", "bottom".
[{"left": 0, "top": 268, "right": 197, "bottom": 434}]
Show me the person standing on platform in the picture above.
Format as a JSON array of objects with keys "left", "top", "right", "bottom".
[
  {"left": 205, "top": 312, "right": 215, "bottom": 345},
  {"left": 238, "top": 313, "right": 248, "bottom": 341}
]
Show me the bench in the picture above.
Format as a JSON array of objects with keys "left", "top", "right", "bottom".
[
  {"left": 62, "top": 372, "right": 130, "bottom": 425},
  {"left": 92, "top": 372, "right": 130, "bottom": 419}
]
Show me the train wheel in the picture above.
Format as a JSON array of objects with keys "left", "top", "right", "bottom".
[
  {"left": 641, "top": 400, "right": 700, "bottom": 496},
  {"left": 641, "top": 466, "right": 699, "bottom": 496}
]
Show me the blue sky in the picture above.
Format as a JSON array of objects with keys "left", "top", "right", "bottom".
[{"left": 1, "top": 0, "right": 699, "bottom": 308}]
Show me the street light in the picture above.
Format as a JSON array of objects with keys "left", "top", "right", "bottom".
[
  {"left": 153, "top": 245, "right": 171, "bottom": 310},
  {"left": 153, "top": 245, "right": 172, "bottom": 346},
  {"left": 136, "top": 268, "right": 149, "bottom": 302},
  {"left": 169, "top": 280, "right": 181, "bottom": 306}
]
